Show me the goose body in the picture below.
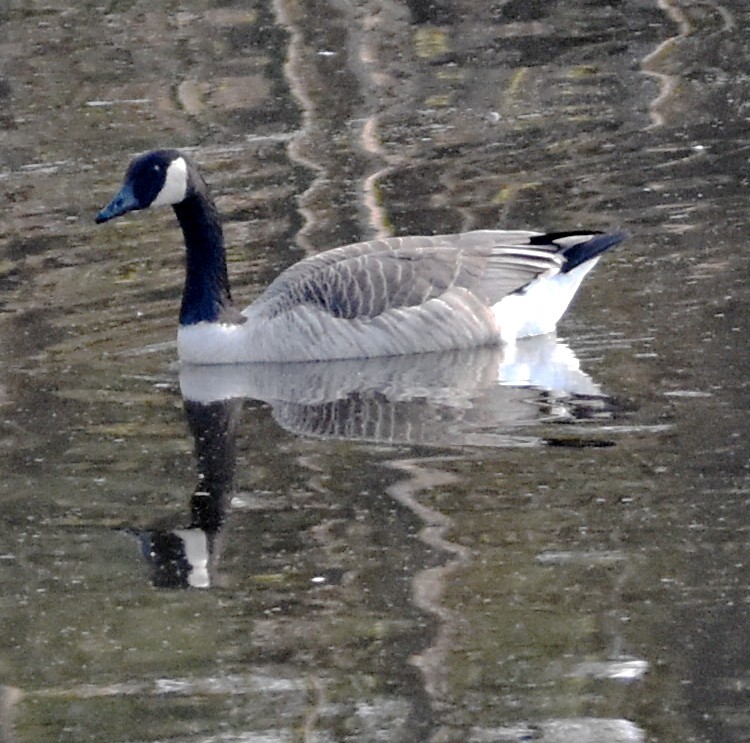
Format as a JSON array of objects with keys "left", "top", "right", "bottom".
[{"left": 96, "top": 150, "right": 625, "bottom": 365}]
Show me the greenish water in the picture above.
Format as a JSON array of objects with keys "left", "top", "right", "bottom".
[{"left": 2, "top": 1, "right": 750, "bottom": 741}]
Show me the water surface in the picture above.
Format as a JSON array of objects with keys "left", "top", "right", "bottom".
[{"left": 2, "top": 1, "right": 750, "bottom": 741}]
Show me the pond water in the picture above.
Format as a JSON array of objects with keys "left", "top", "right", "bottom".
[{"left": 2, "top": 0, "right": 750, "bottom": 741}]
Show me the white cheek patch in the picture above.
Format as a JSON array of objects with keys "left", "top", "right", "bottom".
[{"left": 151, "top": 156, "right": 188, "bottom": 207}]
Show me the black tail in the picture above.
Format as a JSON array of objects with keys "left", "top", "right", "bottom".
[
  {"left": 558, "top": 232, "right": 627, "bottom": 273},
  {"left": 528, "top": 231, "right": 626, "bottom": 273}
]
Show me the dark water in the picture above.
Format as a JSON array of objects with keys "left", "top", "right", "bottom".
[{"left": 2, "top": 1, "right": 750, "bottom": 741}]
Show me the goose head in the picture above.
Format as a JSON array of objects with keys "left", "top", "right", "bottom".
[
  {"left": 96, "top": 149, "right": 235, "bottom": 328},
  {"left": 96, "top": 149, "right": 192, "bottom": 223}
]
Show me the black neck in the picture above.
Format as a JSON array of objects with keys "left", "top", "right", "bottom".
[{"left": 174, "top": 190, "right": 234, "bottom": 326}]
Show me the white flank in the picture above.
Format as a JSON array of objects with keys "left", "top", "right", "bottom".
[
  {"left": 151, "top": 156, "right": 188, "bottom": 207},
  {"left": 493, "top": 257, "right": 600, "bottom": 343}
]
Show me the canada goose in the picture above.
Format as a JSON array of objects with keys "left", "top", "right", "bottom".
[{"left": 96, "top": 150, "right": 625, "bottom": 364}]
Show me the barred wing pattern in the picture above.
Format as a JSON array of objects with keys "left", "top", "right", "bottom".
[{"left": 253, "top": 231, "right": 565, "bottom": 321}]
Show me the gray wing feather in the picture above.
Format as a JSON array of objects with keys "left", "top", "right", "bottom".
[{"left": 251, "top": 231, "right": 565, "bottom": 322}]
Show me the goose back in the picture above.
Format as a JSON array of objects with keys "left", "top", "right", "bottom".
[{"left": 252, "top": 230, "right": 561, "bottom": 322}]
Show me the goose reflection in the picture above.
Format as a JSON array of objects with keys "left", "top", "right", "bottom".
[
  {"left": 138, "top": 396, "right": 243, "bottom": 588},
  {"left": 140, "top": 336, "right": 610, "bottom": 588},
  {"left": 180, "top": 335, "right": 607, "bottom": 447}
]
